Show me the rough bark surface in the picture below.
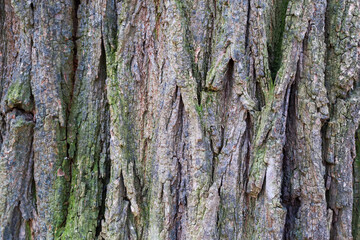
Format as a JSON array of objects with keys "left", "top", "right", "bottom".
[{"left": 0, "top": 0, "right": 360, "bottom": 239}]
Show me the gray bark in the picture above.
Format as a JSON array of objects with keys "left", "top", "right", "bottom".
[{"left": 0, "top": 0, "right": 360, "bottom": 239}]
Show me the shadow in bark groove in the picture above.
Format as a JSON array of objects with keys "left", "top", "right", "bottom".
[
  {"left": 222, "top": 59, "right": 234, "bottom": 122},
  {"left": 352, "top": 128, "right": 360, "bottom": 238},
  {"left": 171, "top": 89, "right": 185, "bottom": 240},
  {"left": 95, "top": 36, "right": 111, "bottom": 238},
  {"left": 268, "top": 0, "right": 290, "bottom": 82},
  {"left": 281, "top": 70, "right": 300, "bottom": 240},
  {"left": 61, "top": 0, "right": 80, "bottom": 232}
]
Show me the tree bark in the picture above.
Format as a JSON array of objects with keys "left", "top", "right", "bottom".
[{"left": 0, "top": 0, "right": 359, "bottom": 239}]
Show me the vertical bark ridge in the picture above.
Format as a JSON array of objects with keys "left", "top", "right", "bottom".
[
  {"left": 102, "top": 1, "right": 153, "bottom": 238},
  {"left": 0, "top": 1, "right": 36, "bottom": 239},
  {"left": 246, "top": 0, "right": 328, "bottom": 238},
  {"left": 324, "top": 0, "right": 360, "bottom": 238},
  {"left": 59, "top": 0, "right": 110, "bottom": 238},
  {"left": 281, "top": 1, "right": 330, "bottom": 237},
  {"left": 0, "top": 110, "right": 35, "bottom": 239},
  {"left": 31, "top": 0, "right": 76, "bottom": 236}
]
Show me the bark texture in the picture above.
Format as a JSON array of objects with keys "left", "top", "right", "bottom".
[{"left": 0, "top": 0, "right": 360, "bottom": 239}]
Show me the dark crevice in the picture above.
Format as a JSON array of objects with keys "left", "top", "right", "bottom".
[
  {"left": 223, "top": 59, "right": 234, "bottom": 103},
  {"left": 281, "top": 25, "right": 310, "bottom": 239},
  {"left": 4, "top": 206, "right": 22, "bottom": 239},
  {"left": 243, "top": 111, "right": 252, "bottom": 187},
  {"left": 254, "top": 64, "right": 265, "bottom": 110},
  {"left": 95, "top": 37, "right": 111, "bottom": 237},
  {"left": 323, "top": 0, "right": 337, "bottom": 105},
  {"left": 120, "top": 172, "right": 134, "bottom": 240},
  {"left": 202, "top": 0, "right": 215, "bottom": 87},
  {"left": 244, "top": 0, "right": 251, "bottom": 52},
  {"left": 68, "top": 0, "right": 80, "bottom": 113},
  {"left": 322, "top": 119, "right": 332, "bottom": 222},
  {"left": 30, "top": 168, "right": 37, "bottom": 213},
  {"left": 0, "top": 0, "right": 5, "bottom": 102},
  {"left": 209, "top": 137, "right": 217, "bottom": 184},
  {"left": 24, "top": 126, "right": 35, "bottom": 208},
  {"left": 216, "top": 175, "right": 224, "bottom": 233},
  {"left": 267, "top": 0, "right": 289, "bottom": 82},
  {"left": 5, "top": 107, "right": 34, "bottom": 118},
  {"left": 323, "top": 2, "right": 335, "bottom": 236},
  {"left": 173, "top": 157, "right": 183, "bottom": 240},
  {"left": 222, "top": 59, "right": 234, "bottom": 123},
  {"left": 120, "top": 172, "right": 130, "bottom": 202},
  {"left": 171, "top": 91, "right": 185, "bottom": 240},
  {"left": 322, "top": 120, "right": 331, "bottom": 207},
  {"left": 352, "top": 128, "right": 360, "bottom": 239},
  {"left": 65, "top": 0, "right": 80, "bottom": 172},
  {"left": 281, "top": 66, "right": 300, "bottom": 240},
  {"left": 60, "top": 0, "right": 80, "bottom": 234}
]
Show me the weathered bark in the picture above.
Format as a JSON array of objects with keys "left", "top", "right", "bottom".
[{"left": 1, "top": 0, "right": 360, "bottom": 239}]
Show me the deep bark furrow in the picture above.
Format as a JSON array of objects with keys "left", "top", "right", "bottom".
[
  {"left": 353, "top": 129, "right": 360, "bottom": 239},
  {"left": 267, "top": 0, "right": 290, "bottom": 82}
]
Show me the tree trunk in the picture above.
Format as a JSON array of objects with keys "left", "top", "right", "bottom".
[{"left": 0, "top": 0, "right": 359, "bottom": 239}]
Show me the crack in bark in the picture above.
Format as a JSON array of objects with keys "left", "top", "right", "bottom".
[
  {"left": 281, "top": 71, "right": 300, "bottom": 240},
  {"left": 95, "top": 36, "right": 111, "bottom": 238},
  {"left": 245, "top": 0, "right": 251, "bottom": 52},
  {"left": 267, "top": 0, "right": 290, "bottom": 82},
  {"left": 243, "top": 111, "right": 252, "bottom": 188},
  {"left": 353, "top": 128, "right": 360, "bottom": 238},
  {"left": 172, "top": 90, "right": 185, "bottom": 240},
  {"left": 0, "top": 0, "right": 5, "bottom": 103},
  {"left": 61, "top": 0, "right": 80, "bottom": 232}
]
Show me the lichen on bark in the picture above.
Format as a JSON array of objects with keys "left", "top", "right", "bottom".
[{"left": 1, "top": 0, "right": 360, "bottom": 239}]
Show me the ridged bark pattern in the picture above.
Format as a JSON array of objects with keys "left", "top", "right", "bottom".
[{"left": 0, "top": 0, "right": 359, "bottom": 239}]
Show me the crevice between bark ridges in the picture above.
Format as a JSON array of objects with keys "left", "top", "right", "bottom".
[
  {"left": 95, "top": 36, "right": 111, "bottom": 238},
  {"left": 323, "top": 0, "right": 333, "bottom": 235},
  {"left": 60, "top": 0, "right": 80, "bottom": 234},
  {"left": 223, "top": 59, "right": 234, "bottom": 114},
  {"left": 0, "top": 0, "right": 5, "bottom": 103},
  {"left": 281, "top": 70, "right": 300, "bottom": 240},
  {"left": 171, "top": 89, "right": 185, "bottom": 240},
  {"left": 244, "top": 0, "right": 251, "bottom": 52},
  {"left": 267, "top": 0, "right": 290, "bottom": 82},
  {"left": 353, "top": 128, "right": 360, "bottom": 239},
  {"left": 243, "top": 111, "right": 252, "bottom": 189}
]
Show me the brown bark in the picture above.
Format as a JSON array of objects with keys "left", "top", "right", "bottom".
[{"left": 0, "top": 0, "right": 359, "bottom": 239}]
